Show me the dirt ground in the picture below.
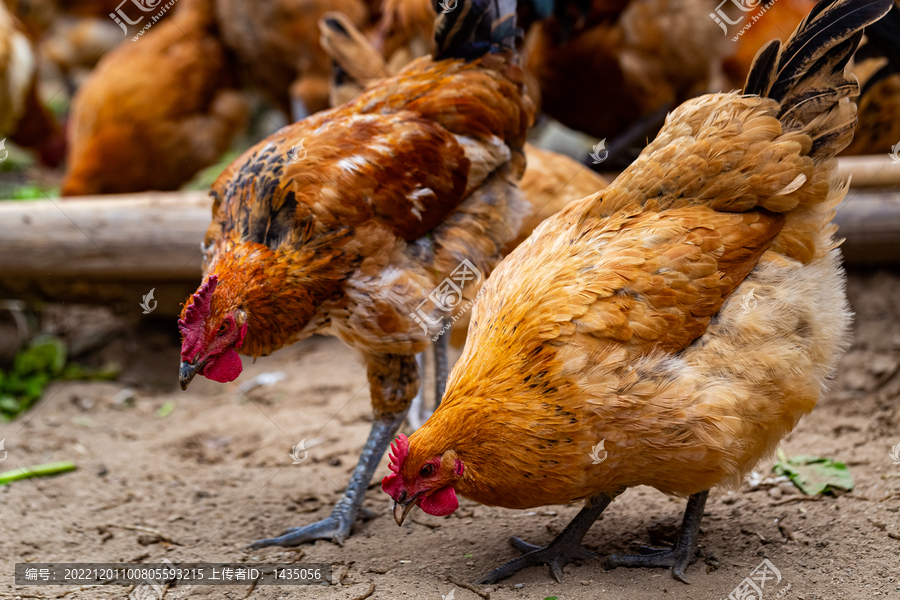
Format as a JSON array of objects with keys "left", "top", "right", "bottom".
[{"left": 2, "top": 268, "right": 900, "bottom": 600}]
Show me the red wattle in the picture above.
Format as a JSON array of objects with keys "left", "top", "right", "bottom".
[
  {"left": 419, "top": 486, "right": 458, "bottom": 517},
  {"left": 202, "top": 348, "right": 243, "bottom": 383}
]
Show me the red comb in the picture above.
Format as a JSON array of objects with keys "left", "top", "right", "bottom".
[
  {"left": 388, "top": 433, "right": 409, "bottom": 473},
  {"left": 179, "top": 275, "right": 218, "bottom": 332},
  {"left": 179, "top": 275, "right": 218, "bottom": 362}
]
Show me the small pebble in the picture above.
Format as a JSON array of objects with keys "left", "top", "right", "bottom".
[
  {"left": 768, "top": 487, "right": 783, "bottom": 500},
  {"left": 580, "top": 580, "right": 590, "bottom": 586},
  {"left": 514, "top": 583, "right": 524, "bottom": 589}
]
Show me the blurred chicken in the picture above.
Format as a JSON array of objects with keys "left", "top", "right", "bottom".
[
  {"left": 385, "top": 0, "right": 889, "bottom": 585},
  {"left": 41, "top": 17, "right": 122, "bottom": 80},
  {"left": 177, "top": 0, "right": 534, "bottom": 549},
  {"left": 61, "top": 0, "right": 248, "bottom": 196},
  {"left": 0, "top": 0, "right": 65, "bottom": 167},
  {"left": 524, "top": 0, "right": 730, "bottom": 163},
  {"left": 214, "top": 0, "right": 370, "bottom": 122}
]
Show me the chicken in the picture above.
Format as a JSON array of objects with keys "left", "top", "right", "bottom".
[
  {"left": 524, "top": 0, "right": 730, "bottom": 164},
  {"left": 214, "top": 0, "right": 370, "bottom": 122},
  {"left": 384, "top": 0, "right": 890, "bottom": 585},
  {"left": 41, "top": 17, "right": 123, "bottom": 80},
  {"left": 177, "top": 0, "right": 534, "bottom": 548},
  {"left": 0, "top": 0, "right": 65, "bottom": 167},
  {"left": 319, "top": 10, "right": 605, "bottom": 257},
  {"left": 318, "top": 11, "right": 606, "bottom": 425},
  {"left": 61, "top": 0, "right": 248, "bottom": 196}
]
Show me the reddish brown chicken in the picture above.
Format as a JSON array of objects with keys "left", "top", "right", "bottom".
[
  {"left": 318, "top": 9, "right": 607, "bottom": 425},
  {"left": 385, "top": 0, "right": 889, "bottom": 586},
  {"left": 177, "top": 0, "right": 534, "bottom": 548}
]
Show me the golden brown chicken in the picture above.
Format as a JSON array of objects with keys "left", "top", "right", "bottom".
[
  {"left": 177, "top": 0, "right": 534, "bottom": 549},
  {"left": 214, "top": 0, "right": 370, "bottom": 121},
  {"left": 0, "top": 0, "right": 65, "bottom": 167},
  {"left": 384, "top": 0, "right": 889, "bottom": 585},
  {"left": 61, "top": 0, "right": 248, "bottom": 196}
]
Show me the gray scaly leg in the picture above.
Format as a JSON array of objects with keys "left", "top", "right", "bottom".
[
  {"left": 478, "top": 493, "right": 615, "bottom": 584},
  {"left": 606, "top": 490, "right": 709, "bottom": 583}
]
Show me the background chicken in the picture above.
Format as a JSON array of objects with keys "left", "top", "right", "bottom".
[
  {"left": 385, "top": 0, "right": 889, "bottom": 586},
  {"left": 177, "top": 0, "right": 535, "bottom": 549},
  {"left": 60, "top": 0, "right": 249, "bottom": 196},
  {"left": 214, "top": 0, "right": 371, "bottom": 122},
  {"left": 523, "top": 0, "right": 730, "bottom": 165},
  {"left": 0, "top": 0, "right": 65, "bottom": 167}
]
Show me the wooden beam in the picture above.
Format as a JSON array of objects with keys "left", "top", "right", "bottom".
[
  {"left": 0, "top": 187, "right": 898, "bottom": 315},
  {"left": 836, "top": 155, "right": 900, "bottom": 188},
  {"left": 0, "top": 191, "right": 211, "bottom": 279}
]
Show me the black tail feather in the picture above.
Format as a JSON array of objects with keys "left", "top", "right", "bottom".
[
  {"left": 771, "top": 0, "right": 891, "bottom": 101},
  {"left": 433, "top": 0, "right": 520, "bottom": 60}
]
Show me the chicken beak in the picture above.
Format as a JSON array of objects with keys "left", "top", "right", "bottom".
[
  {"left": 179, "top": 360, "right": 203, "bottom": 391},
  {"left": 392, "top": 499, "right": 416, "bottom": 526}
]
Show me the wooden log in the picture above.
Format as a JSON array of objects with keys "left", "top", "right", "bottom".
[
  {"left": 0, "top": 188, "right": 899, "bottom": 315},
  {"left": 836, "top": 155, "right": 900, "bottom": 188},
  {"left": 0, "top": 192, "right": 211, "bottom": 316},
  {"left": 0, "top": 191, "right": 211, "bottom": 278},
  {"left": 833, "top": 189, "right": 900, "bottom": 264}
]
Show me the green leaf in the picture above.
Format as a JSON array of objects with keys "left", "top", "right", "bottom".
[
  {"left": 544, "top": 597, "right": 560, "bottom": 600},
  {"left": 463, "top": 552, "right": 474, "bottom": 558},
  {"left": 0, "top": 395, "right": 20, "bottom": 413},
  {"left": 14, "top": 335, "right": 67, "bottom": 376},
  {"left": 0, "top": 461, "right": 77, "bottom": 486},
  {"left": 773, "top": 450, "right": 854, "bottom": 495},
  {"left": 157, "top": 401, "right": 176, "bottom": 418}
]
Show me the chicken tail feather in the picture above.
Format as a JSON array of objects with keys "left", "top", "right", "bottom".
[
  {"left": 745, "top": 0, "right": 893, "bottom": 156},
  {"left": 433, "top": 0, "right": 520, "bottom": 60}
]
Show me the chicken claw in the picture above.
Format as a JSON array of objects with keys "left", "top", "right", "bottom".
[
  {"left": 477, "top": 493, "right": 614, "bottom": 584},
  {"left": 606, "top": 490, "right": 708, "bottom": 583},
  {"left": 249, "top": 515, "right": 352, "bottom": 548}
]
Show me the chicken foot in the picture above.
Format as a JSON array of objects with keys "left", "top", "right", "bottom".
[
  {"left": 606, "top": 489, "right": 708, "bottom": 583},
  {"left": 249, "top": 353, "right": 418, "bottom": 548},
  {"left": 477, "top": 492, "right": 615, "bottom": 584}
]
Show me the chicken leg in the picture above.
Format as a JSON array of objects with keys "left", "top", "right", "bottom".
[
  {"left": 477, "top": 492, "right": 615, "bottom": 584},
  {"left": 249, "top": 354, "right": 418, "bottom": 548},
  {"left": 606, "top": 489, "right": 708, "bottom": 583}
]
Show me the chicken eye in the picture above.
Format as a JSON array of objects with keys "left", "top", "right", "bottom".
[
  {"left": 419, "top": 464, "right": 435, "bottom": 477},
  {"left": 217, "top": 322, "right": 229, "bottom": 337}
]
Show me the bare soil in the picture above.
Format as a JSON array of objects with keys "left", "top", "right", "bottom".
[{"left": 2, "top": 268, "right": 900, "bottom": 600}]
